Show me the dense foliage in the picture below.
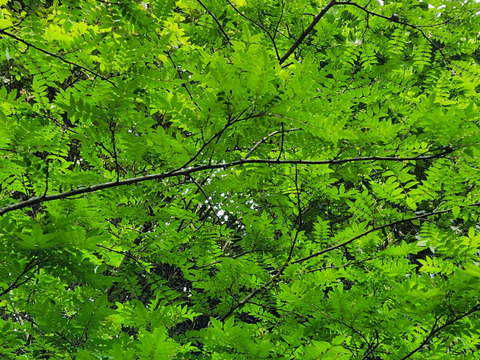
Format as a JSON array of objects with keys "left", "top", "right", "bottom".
[{"left": 1, "top": 0, "right": 480, "bottom": 358}]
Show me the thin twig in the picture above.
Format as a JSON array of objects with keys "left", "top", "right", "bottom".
[
  {"left": 166, "top": 52, "right": 195, "bottom": 101},
  {"left": 197, "top": 249, "right": 281, "bottom": 269},
  {"left": 291, "top": 205, "right": 475, "bottom": 264},
  {"left": 42, "top": 160, "right": 49, "bottom": 197},
  {"left": 244, "top": 128, "right": 298, "bottom": 160},
  {"left": 0, "top": 258, "right": 38, "bottom": 298},
  {"left": 97, "top": 244, "right": 127, "bottom": 256},
  {"left": 277, "top": 123, "right": 285, "bottom": 161},
  {"left": 225, "top": 0, "right": 280, "bottom": 61},
  {"left": 302, "top": 256, "right": 377, "bottom": 274},
  {"left": 95, "top": 142, "right": 128, "bottom": 174},
  {"left": 188, "top": 175, "right": 223, "bottom": 226},
  {"left": 109, "top": 121, "right": 120, "bottom": 182},
  {"left": 217, "top": 204, "right": 480, "bottom": 321},
  {"left": 399, "top": 304, "right": 480, "bottom": 360},
  {"left": 283, "top": 164, "right": 302, "bottom": 266},
  {"left": 273, "top": 0, "right": 285, "bottom": 41},
  {"left": 195, "top": 0, "right": 232, "bottom": 45},
  {"left": 334, "top": 2, "right": 446, "bottom": 56},
  {"left": 0, "top": 29, "right": 117, "bottom": 86}
]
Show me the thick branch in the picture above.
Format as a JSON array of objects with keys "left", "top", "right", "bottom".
[
  {"left": 279, "top": 0, "right": 336, "bottom": 65},
  {"left": 0, "top": 149, "right": 453, "bottom": 216}
]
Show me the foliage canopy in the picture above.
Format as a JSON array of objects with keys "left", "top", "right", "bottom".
[{"left": 1, "top": 0, "right": 480, "bottom": 358}]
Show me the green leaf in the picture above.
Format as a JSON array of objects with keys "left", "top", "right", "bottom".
[
  {"left": 463, "top": 263, "right": 480, "bottom": 278},
  {"left": 451, "top": 206, "right": 460, "bottom": 219},
  {"left": 1, "top": 1, "right": 480, "bottom": 358}
]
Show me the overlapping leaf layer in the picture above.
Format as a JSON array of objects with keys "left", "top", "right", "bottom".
[{"left": 1, "top": 0, "right": 480, "bottom": 358}]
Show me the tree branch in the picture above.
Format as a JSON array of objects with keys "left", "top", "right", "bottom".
[
  {"left": 217, "top": 202, "right": 480, "bottom": 321},
  {"left": 195, "top": 0, "right": 232, "bottom": 46},
  {"left": 279, "top": 0, "right": 336, "bottom": 65},
  {"left": 273, "top": 0, "right": 285, "bottom": 41},
  {"left": 0, "top": 258, "right": 38, "bottom": 299},
  {"left": 225, "top": 0, "right": 281, "bottom": 61},
  {"left": 334, "top": 2, "right": 446, "bottom": 56},
  {"left": 399, "top": 303, "right": 480, "bottom": 360},
  {"left": 188, "top": 175, "right": 223, "bottom": 227},
  {"left": 0, "top": 29, "right": 117, "bottom": 86},
  {"left": 0, "top": 148, "right": 454, "bottom": 216},
  {"left": 243, "top": 127, "right": 299, "bottom": 160},
  {"left": 301, "top": 256, "right": 377, "bottom": 274},
  {"left": 167, "top": 52, "right": 196, "bottom": 102},
  {"left": 291, "top": 204, "right": 480, "bottom": 264}
]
